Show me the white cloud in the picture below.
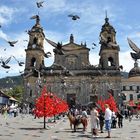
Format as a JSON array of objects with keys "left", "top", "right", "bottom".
[
  {"left": 0, "top": 30, "right": 8, "bottom": 40},
  {"left": 119, "top": 51, "right": 134, "bottom": 72},
  {"left": 0, "top": 6, "right": 17, "bottom": 25},
  {"left": 89, "top": 52, "right": 99, "bottom": 66},
  {"left": 44, "top": 0, "right": 67, "bottom": 12}
]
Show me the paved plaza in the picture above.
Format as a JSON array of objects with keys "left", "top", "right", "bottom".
[{"left": 0, "top": 114, "right": 140, "bottom": 140}]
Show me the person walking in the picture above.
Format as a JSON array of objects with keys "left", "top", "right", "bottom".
[
  {"left": 111, "top": 111, "right": 117, "bottom": 128},
  {"left": 90, "top": 104, "right": 99, "bottom": 137},
  {"left": 116, "top": 110, "right": 123, "bottom": 128},
  {"left": 98, "top": 110, "right": 105, "bottom": 133},
  {"left": 104, "top": 104, "right": 112, "bottom": 138}
]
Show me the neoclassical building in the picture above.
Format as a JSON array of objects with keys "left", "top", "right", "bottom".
[
  {"left": 121, "top": 62, "right": 140, "bottom": 104},
  {"left": 23, "top": 15, "right": 122, "bottom": 108}
]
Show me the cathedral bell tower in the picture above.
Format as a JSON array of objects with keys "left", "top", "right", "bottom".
[
  {"left": 99, "top": 14, "right": 120, "bottom": 70},
  {"left": 24, "top": 15, "right": 45, "bottom": 74}
]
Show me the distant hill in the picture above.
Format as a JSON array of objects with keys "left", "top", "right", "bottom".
[
  {"left": 0, "top": 72, "right": 128, "bottom": 89},
  {"left": 121, "top": 72, "right": 129, "bottom": 78},
  {"left": 0, "top": 75, "right": 23, "bottom": 89}
]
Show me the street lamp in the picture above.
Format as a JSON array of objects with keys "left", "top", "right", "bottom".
[
  {"left": 43, "top": 93, "right": 47, "bottom": 129},
  {"left": 60, "top": 79, "right": 66, "bottom": 99}
]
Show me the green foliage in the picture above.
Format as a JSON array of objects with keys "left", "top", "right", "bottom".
[{"left": 6, "top": 85, "right": 24, "bottom": 102}]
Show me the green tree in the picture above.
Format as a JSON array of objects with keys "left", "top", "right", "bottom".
[{"left": 6, "top": 86, "right": 24, "bottom": 102}]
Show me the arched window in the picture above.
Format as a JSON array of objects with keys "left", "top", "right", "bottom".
[
  {"left": 108, "top": 57, "right": 115, "bottom": 66},
  {"left": 107, "top": 36, "right": 111, "bottom": 43},
  {"left": 123, "top": 86, "right": 126, "bottom": 91},
  {"left": 30, "top": 57, "right": 36, "bottom": 67},
  {"left": 30, "top": 89, "right": 32, "bottom": 97},
  {"left": 33, "top": 37, "right": 37, "bottom": 44}
]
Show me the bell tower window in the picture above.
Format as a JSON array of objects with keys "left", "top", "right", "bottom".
[
  {"left": 108, "top": 57, "right": 114, "bottom": 66},
  {"left": 32, "top": 37, "right": 38, "bottom": 48},
  {"left": 31, "top": 57, "right": 36, "bottom": 67},
  {"left": 107, "top": 36, "right": 111, "bottom": 43},
  {"left": 33, "top": 37, "right": 37, "bottom": 44}
]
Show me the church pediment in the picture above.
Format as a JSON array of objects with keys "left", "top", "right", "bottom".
[{"left": 63, "top": 43, "right": 89, "bottom": 51}]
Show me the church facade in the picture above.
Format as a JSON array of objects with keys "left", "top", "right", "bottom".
[{"left": 23, "top": 15, "right": 122, "bottom": 108}]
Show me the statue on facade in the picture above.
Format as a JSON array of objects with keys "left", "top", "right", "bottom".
[{"left": 127, "top": 38, "right": 140, "bottom": 61}]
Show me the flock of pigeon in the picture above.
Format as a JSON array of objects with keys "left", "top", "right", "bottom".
[{"left": 0, "top": 1, "right": 83, "bottom": 76}]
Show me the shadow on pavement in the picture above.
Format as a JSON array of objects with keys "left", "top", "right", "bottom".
[
  {"left": 19, "top": 127, "right": 47, "bottom": 130},
  {"left": 77, "top": 134, "right": 102, "bottom": 139},
  {"left": 54, "top": 129, "right": 73, "bottom": 133}
]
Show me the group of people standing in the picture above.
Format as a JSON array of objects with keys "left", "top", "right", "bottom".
[
  {"left": 90, "top": 104, "right": 112, "bottom": 138},
  {"left": 0, "top": 105, "right": 18, "bottom": 117},
  {"left": 90, "top": 103, "right": 124, "bottom": 138}
]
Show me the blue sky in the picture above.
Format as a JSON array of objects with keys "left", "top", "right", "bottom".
[{"left": 0, "top": 0, "right": 140, "bottom": 78}]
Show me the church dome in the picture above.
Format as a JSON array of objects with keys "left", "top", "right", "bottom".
[{"left": 129, "top": 62, "right": 140, "bottom": 78}]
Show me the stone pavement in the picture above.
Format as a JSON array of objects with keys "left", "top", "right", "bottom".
[{"left": 0, "top": 114, "right": 140, "bottom": 140}]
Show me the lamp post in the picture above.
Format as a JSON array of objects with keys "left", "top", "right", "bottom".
[
  {"left": 61, "top": 79, "right": 66, "bottom": 100},
  {"left": 43, "top": 93, "right": 47, "bottom": 129}
]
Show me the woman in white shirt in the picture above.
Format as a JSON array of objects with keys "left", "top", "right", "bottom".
[{"left": 90, "top": 105, "right": 99, "bottom": 137}]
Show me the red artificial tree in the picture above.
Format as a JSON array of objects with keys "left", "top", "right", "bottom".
[
  {"left": 33, "top": 86, "right": 69, "bottom": 129},
  {"left": 97, "top": 92, "right": 118, "bottom": 113},
  {"left": 97, "top": 96, "right": 105, "bottom": 112},
  {"left": 105, "top": 93, "right": 118, "bottom": 112},
  {"left": 128, "top": 100, "right": 135, "bottom": 107}
]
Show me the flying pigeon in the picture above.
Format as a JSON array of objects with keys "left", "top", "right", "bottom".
[
  {"left": 18, "top": 62, "right": 25, "bottom": 66},
  {"left": 92, "top": 42, "right": 97, "bottom": 46},
  {"left": 13, "top": 56, "right": 24, "bottom": 66},
  {"left": 44, "top": 52, "right": 52, "bottom": 58},
  {"left": 118, "top": 65, "right": 123, "bottom": 70},
  {"left": 53, "top": 63, "right": 74, "bottom": 76},
  {"left": 53, "top": 42, "right": 64, "bottom": 55},
  {"left": 127, "top": 38, "right": 140, "bottom": 61},
  {"left": 68, "top": 14, "right": 80, "bottom": 20},
  {"left": 30, "top": 15, "right": 39, "bottom": 20},
  {"left": 19, "top": 70, "right": 24, "bottom": 74},
  {"left": 25, "top": 30, "right": 31, "bottom": 34},
  {"left": 45, "top": 38, "right": 64, "bottom": 55},
  {"left": 0, "top": 56, "right": 11, "bottom": 69},
  {"left": 7, "top": 40, "right": 18, "bottom": 47},
  {"left": 100, "top": 34, "right": 118, "bottom": 48},
  {"left": 30, "top": 15, "right": 40, "bottom": 25},
  {"left": 36, "top": 1, "right": 44, "bottom": 8}
]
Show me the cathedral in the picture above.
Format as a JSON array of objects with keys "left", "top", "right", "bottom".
[{"left": 23, "top": 15, "right": 122, "bottom": 108}]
